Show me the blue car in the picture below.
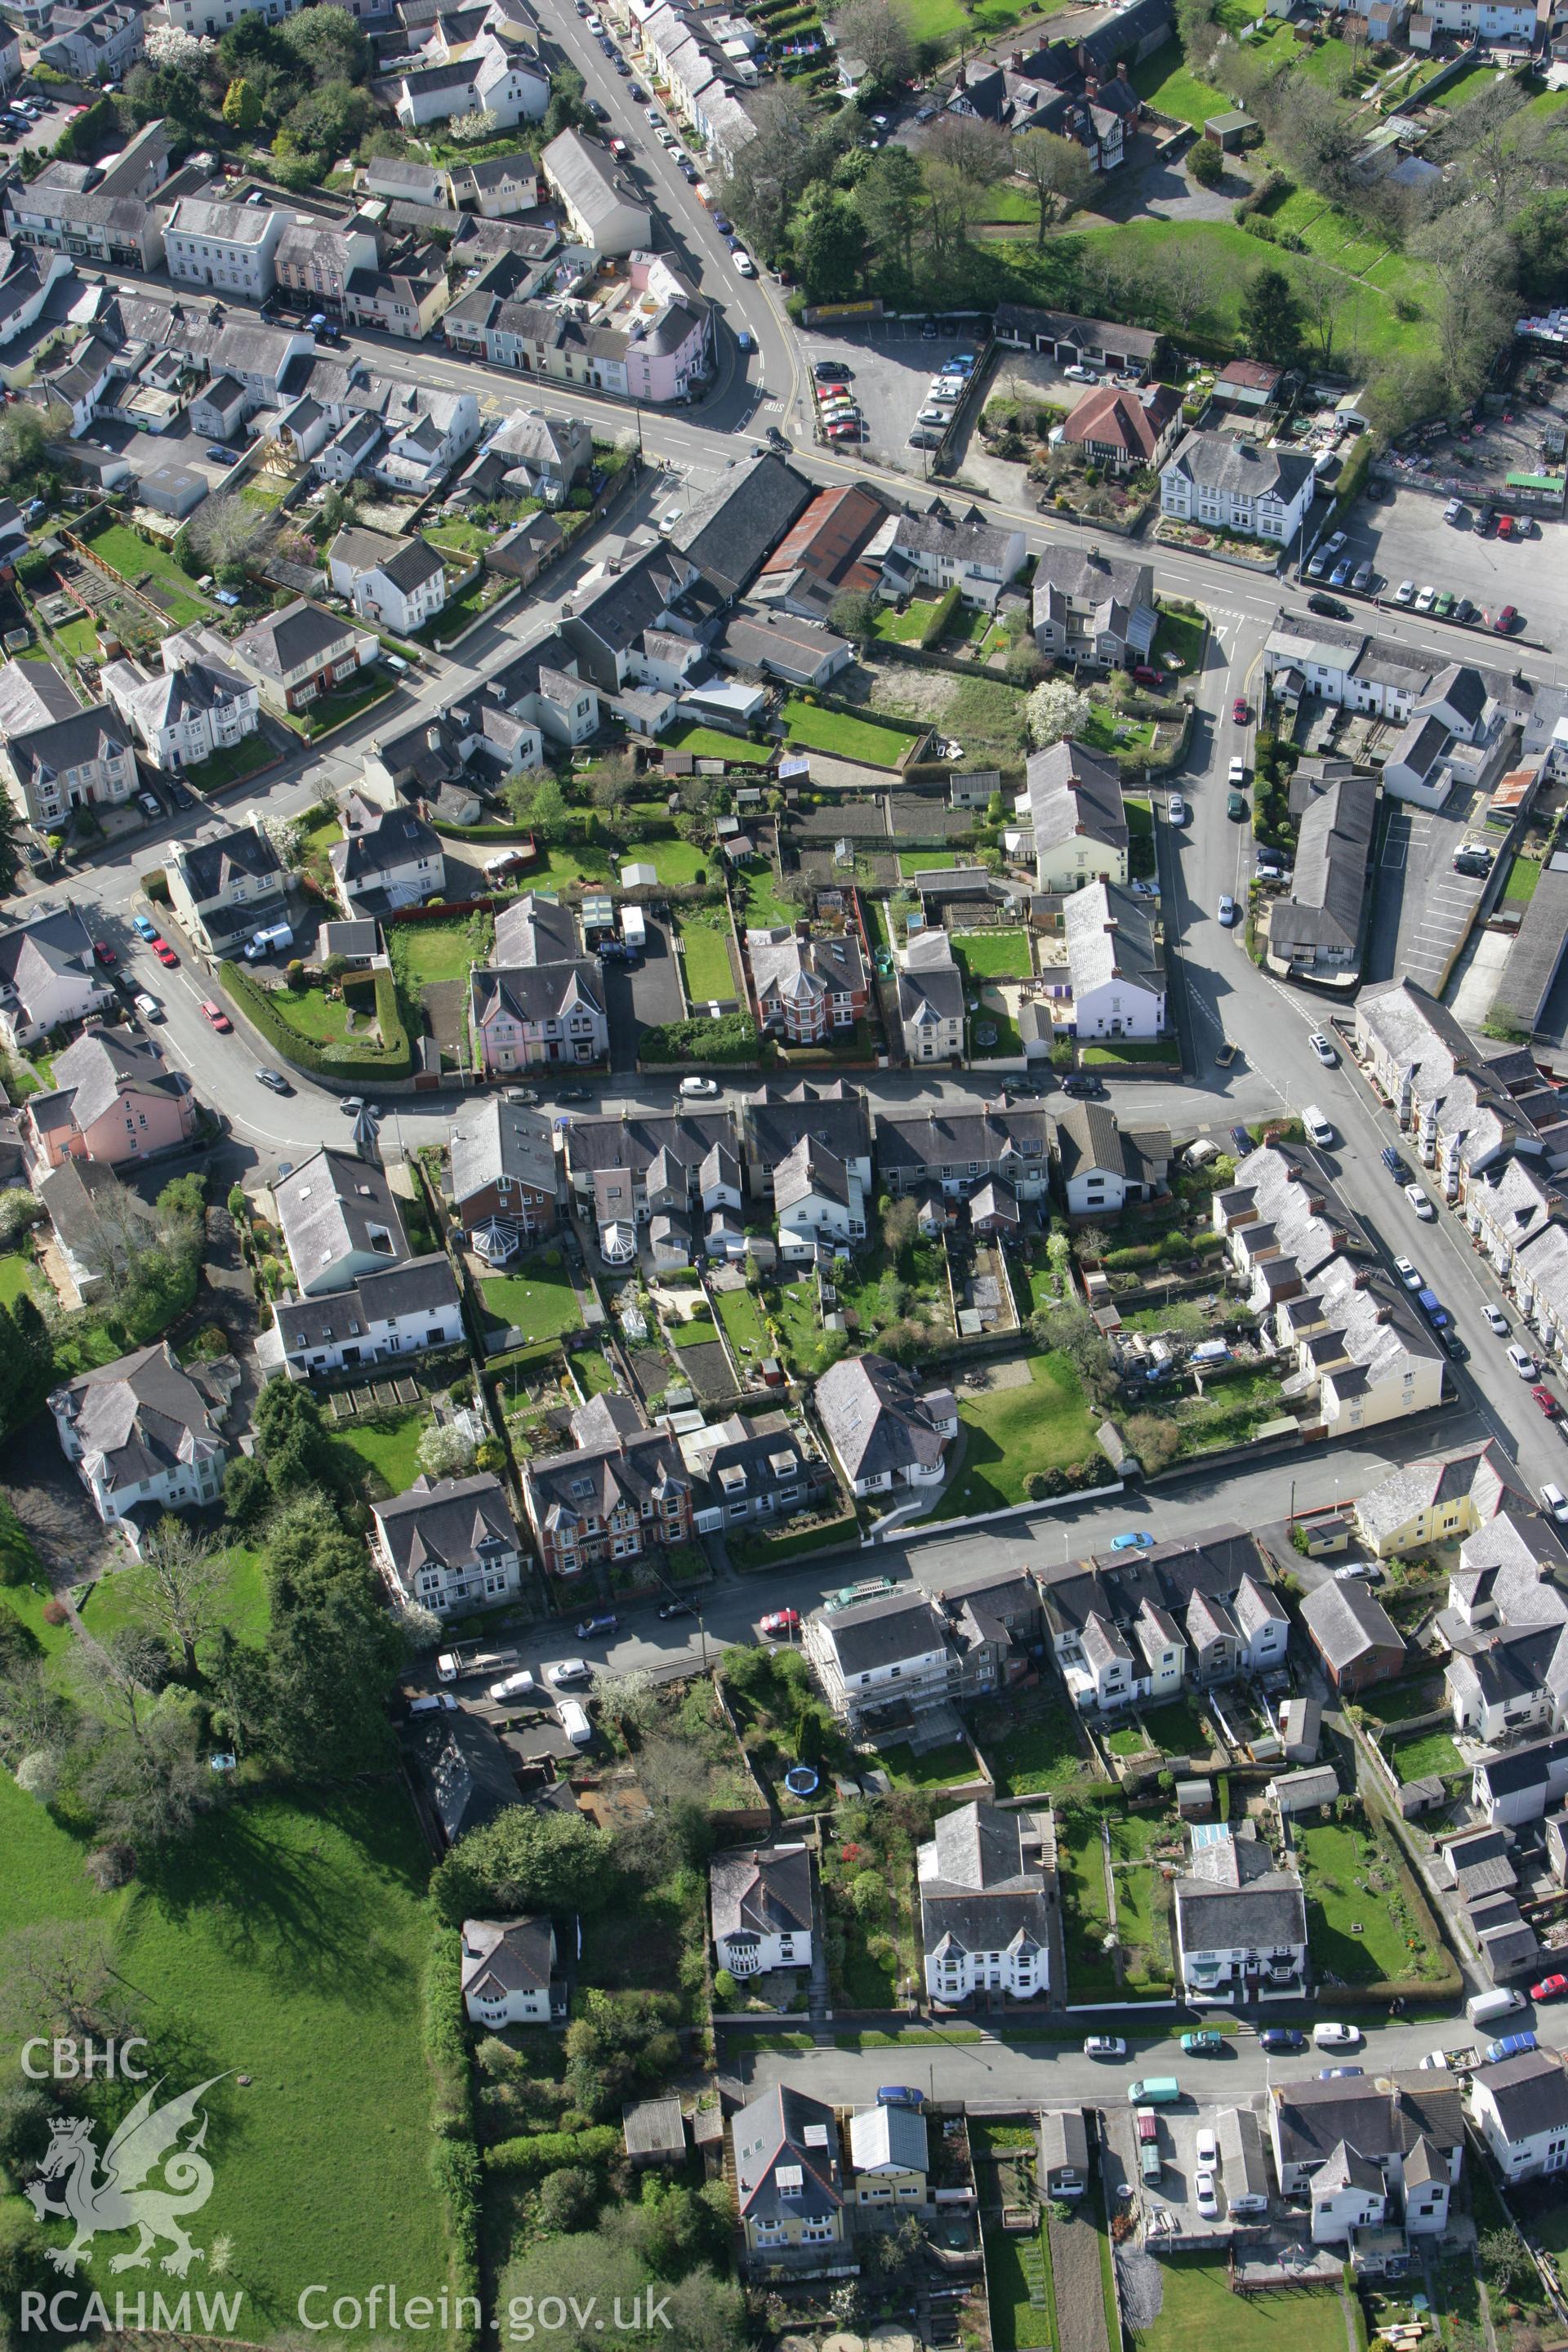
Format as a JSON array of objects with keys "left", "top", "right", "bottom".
[
  {"left": 877, "top": 2086, "right": 924, "bottom": 2109},
  {"left": 1259, "top": 2028, "right": 1305, "bottom": 2053},
  {"left": 1320, "top": 2066, "right": 1363, "bottom": 2079},
  {"left": 573, "top": 1612, "right": 618, "bottom": 1640},
  {"left": 1111, "top": 1530, "right": 1153, "bottom": 1552},
  {"left": 132, "top": 913, "right": 158, "bottom": 940},
  {"left": 1486, "top": 2031, "right": 1538, "bottom": 2064},
  {"left": 204, "top": 444, "right": 231, "bottom": 465}
]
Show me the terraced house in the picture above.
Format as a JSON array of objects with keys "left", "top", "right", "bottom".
[
  {"left": 875, "top": 1100, "right": 1053, "bottom": 1207},
  {"left": 520, "top": 1423, "right": 693, "bottom": 1579},
  {"left": 1037, "top": 1524, "right": 1289, "bottom": 1712},
  {"left": 0, "top": 657, "right": 135, "bottom": 831}
]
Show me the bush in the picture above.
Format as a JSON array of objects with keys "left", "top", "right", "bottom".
[
  {"left": 141, "top": 868, "right": 170, "bottom": 904},
  {"left": 713, "top": 1967, "right": 738, "bottom": 2007},
  {"left": 486, "top": 2126, "right": 621, "bottom": 2177},
  {"left": 639, "top": 1013, "right": 759, "bottom": 1066},
  {"left": 1187, "top": 136, "right": 1225, "bottom": 188},
  {"left": 42, "top": 1599, "right": 67, "bottom": 1627}
]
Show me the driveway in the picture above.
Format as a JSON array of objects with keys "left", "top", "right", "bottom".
[{"left": 604, "top": 915, "right": 685, "bottom": 1071}]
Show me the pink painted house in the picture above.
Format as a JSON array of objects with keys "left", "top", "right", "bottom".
[{"left": 22, "top": 1025, "right": 197, "bottom": 1175}]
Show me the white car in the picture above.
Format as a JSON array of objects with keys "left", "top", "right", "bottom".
[
  {"left": 1313, "top": 2021, "right": 1360, "bottom": 2049},
  {"left": 1309, "top": 1031, "right": 1337, "bottom": 1066},
  {"left": 1194, "top": 2127, "right": 1218, "bottom": 2169},
  {"left": 644, "top": 104, "right": 663, "bottom": 124},
  {"left": 1227, "top": 756, "right": 1246, "bottom": 786},
  {"left": 1129, "top": 879, "right": 1158, "bottom": 898},
  {"left": 1419, "top": 2051, "right": 1452, "bottom": 2069},
  {"left": 733, "top": 251, "right": 756, "bottom": 277},
  {"left": 1484, "top": 1305, "right": 1510, "bottom": 1335},
  {"left": 679, "top": 1075, "right": 720, "bottom": 1098},
  {"left": 1168, "top": 793, "right": 1187, "bottom": 824},
  {"left": 1194, "top": 2170, "right": 1219, "bottom": 2219},
  {"left": 1508, "top": 1343, "right": 1540, "bottom": 1379},
  {"left": 657, "top": 506, "right": 684, "bottom": 533},
  {"left": 1062, "top": 363, "right": 1098, "bottom": 383},
  {"left": 1543, "top": 1482, "right": 1568, "bottom": 1526},
  {"left": 1218, "top": 894, "right": 1237, "bottom": 926},
  {"left": 489, "top": 1671, "right": 537, "bottom": 1702},
  {"left": 1405, "top": 1183, "right": 1436, "bottom": 1220},
  {"left": 1414, "top": 585, "right": 1438, "bottom": 612},
  {"left": 544, "top": 1659, "right": 591, "bottom": 1686},
  {"left": 134, "top": 991, "right": 162, "bottom": 1020},
  {"left": 1393, "top": 579, "right": 1417, "bottom": 607},
  {"left": 1083, "top": 2035, "right": 1126, "bottom": 2057},
  {"left": 1393, "top": 1256, "right": 1422, "bottom": 1289}
]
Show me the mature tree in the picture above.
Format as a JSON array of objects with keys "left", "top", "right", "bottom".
[
  {"left": 543, "top": 65, "right": 593, "bottom": 141},
  {"left": 416, "top": 1422, "right": 477, "bottom": 1481},
  {"left": 534, "top": 2167, "right": 600, "bottom": 2237},
  {"left": 277, "top": 2, "right": 369, "bottom": 83},
  {"left": 1479, "top": 2228, "right": 1530, "bottom": 2292},
  {"left": 1412, "top": 214, "right": 1516, "bottom": 401},
  {"left": 794, "top": 190, "right": 864, "bottom": 302},
  {"left": 590, "top": 758, "right": 633, "bottom": 818},
  {"left": 431, "top": 1806, "right": 618, "bottom": 1926},
  {"left": 1512, "top": 189, "right": 1568, "bottom": 302},
  {"left": 0, "top": 406, "right": 47, "bottom": 489},
  {"left": 261, "top": 1568, "right": 402, "bottom": 1776},
  {"left": 222, "top": 75, "right": 263, "bottom": 132},
  {"left": 0, "top": 1655, "right": 65, "bottom": 1771},
  {"left": 185, "top": 492, "right": 270, "bottom": 577},
  {"left": 252, "top": 1378, "right": 350, "bottom": 1503},
  {"left": 828, "top": 586, "right": 880, "bottom": 641},
  {"left": 1030, "top": 1298, "right": 1114, "bottom": 1401},
  {"left": 1239, "top": 265, "right": 1306, "bottom": 365},
  {"left": 625, "top": 2175, "right": 731, "bottom": 2280},
  {"left": 881, "top": 1193, "right": 920, "bottom": 1258},
  {"left": 718, "top": 84, "right": 826, "bottom": 256},
  {"left": 857, "top": 145, "right": 924, "bottom": 275},
  {"left": 831, "top": 0, "right": 915, "bottom": 92},
  {"left": 138, "top": 1519, "right": 229, "bottom": 1681},
  {"left": 1014, "top": 128, "right": 1093, "bottom": 245},
  {"left": 71, "top": 1628, "right": 169, "bottom": 1751},
  {"left": 526, "top": 773, "right": 568, "bottom": 840},
  {"left": 1027, "top": 678, "right": 1093, "bottom": 749},
  {"left": 1186, "top": 135, "right": 1225, "bottom": 189},
  {"left": 924, "top": 111, "right": 1012, "bottom": 189},
  {"left": 81, "top": 1694, "right": 212, "bottom": 1851},
  {"left": 145, "top": 24, "right": 214, "bottom": 69},
  {"left": 1269, "top": 76, "right": 1361, "bottom": 197},
  {"left": 0, "top": 1923, "right": 130, "bottom": 2047}
]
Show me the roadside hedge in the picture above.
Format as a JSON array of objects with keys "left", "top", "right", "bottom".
[
  {"left": 220, "top": 962, "right": 414, "bottom": 1080},
  {"left": 485, "top": 2126, "right": 620, "bottom": 2176}
]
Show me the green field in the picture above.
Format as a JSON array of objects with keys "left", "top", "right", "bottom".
[
  {"left": 1129, "top": 2259, "right": 1347, "bottom": 2352},
  {"left": 0, "top": 1775, "right": 447, "bottom": 2341},
  {"left": 479, "top": 1252, "right": 584, "bottom": 1341},
  {"left": 935, "top": 1351, "right": 1098, "bottom": 1518},
  {"left": 84, "top": 523, "right": 212, "bottom": 626},
  {"left": 955, "top": 928, "right": 1032, "bottom": 980},
  {"left": 677, "top": 914, "right": 735, "bottom": 1001},
  {"left": 781, "top": 697, "right": 924, "bottom": 767}
]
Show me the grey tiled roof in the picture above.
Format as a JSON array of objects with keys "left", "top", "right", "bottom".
[
  {"left": 814, "top": 1352, "right": 951, "bottom": 1484},
  {"left": 448, "top": 1098, "right": 556, "bottom": 1206}
]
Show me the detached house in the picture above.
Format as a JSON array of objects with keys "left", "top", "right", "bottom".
[
  {"left": 469, "top": 959, "right": 608, "bottom": 1074},
  {"left": 330, "top": 802, "right": 445, "bottom": 916},
  {"left": 710, "top": 1842, "right": 813, "bottom": 1979},
  {"left": 372, "top": 1471, "right": 523, "bottom": 1615},
  {"left": 100, "top": 625, "right": 261, "bottom": 778},
  {"left": 1468, "top": 2048, "right": 1568, "bottom": 2184},
  {"left": 1160, "top": 431, "right": 1316, "bottom": 546},
  {"left": 0, "top": 903, "right": 114, "bottom": 1052},
  {"left": 804, "top": 1584, "right": 1013, "bottom": 1735},
  {"left": 460, "top": 1917, "right": 560, "bottom": 2026},
  {"left": 918, "top": 1800, "right": 1053, "bottom": 2004},
  {"left": 1063, "top": 879, "right": 1165, "bottom": 1040},
  {"left": 813, "top": 1352, "right": 958, "bottom": 1499},
  {"left": 274, "top": 1146, "right": 408, "bottom": 1297},
  {"left": 165, "top": 817, "right": 286, "bottom": 959},
  {"left": 895, "top": 929, "right": 964, "bottom": 1065},
  {"left": 732, "top": 2086, "right": 844, "bottom": 2261},
  {"left": 1031, "top": 546, "right": 1158, "bottom": 670},
  {"left": 327, "top": 527, "right": 448, "bottom": 636},
  {"left": 50, "top": 1340, "right": 237, "bottom": 1540},
  {"left": 849, "top": 2105, "right": 929, "bottom": 2207},
  {"left": 1058, "top": 382, "right": 1181, "bottom": 477},
  {"left": 448, "top": 1097, "right": 559, "bottom": 1250},
  {"left": 1300, "top": 1576, "right": 1407, "bottom": 1693},
  {"left": 748, "top": 928, "right": 867, "bottom": 1045},
  {"left": 520, "top": 1425, "right": 693, "bottom": 1579},
  {"left": 20, "top": 1026, "right": 197, "bottom": 1175},
  {"left": 233, "top": 599, "right": 377, "bottom": 719},
  {"left": 1173, "top": 1829, "right": 1309, "bottom": 2003},
  {"left": 1026, "top": 735, "right": 1129, "bottom": 893}
]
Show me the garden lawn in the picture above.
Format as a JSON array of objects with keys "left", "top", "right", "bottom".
[
  {"left": 737, "top": 866, "right": 800, "bottom": 930},
  {"left": 479, "top": 1254, "right": 584, "bottom": 1341},
  {"left": 662, "top": 722, "right": 774, "bottom": 764},
  {"left": 0, "top": 1250, "right": 36, "bottom": 1305},
  {"left": 1138, "top": 1696, "right": 1214, "bottom": 1757},
  {"left": 81, "top": 1542, "right": 270, "bottom": 1653},
  {"left": 83, "top": 523, "right": 212, "bottom": 626},
  {"left": 677, "top": 915, "right": 735, "bottom": 1001},
  {"left": 898, "top": 849, "right": 962, "bottom": 876},
  {"left": 873, "top": 598, "right": 946, "bottom": 644},
  {"left": 983, "top": 1699, "right": 1094, "bottom": 1799},
  {"left": 642, "top": 838, "right": 710, "bottom": 886},
  {"left": 341, "top": 1408, "right": 428, "bottom": 1494},
  {"left": 299, "top": 676, "right": 396, "bottom": 737},
  {"left": 262, "top": 985, "right": 361, "bottom": 1049},
  {"left": 424, "top": 515, "right": 501, "bottom": 557},
  {"left": 983, "top": 2222, "right": 1055, "bottom": 2352},
  {"left": 714, "top": 1285, "right": 769, "bottom": 1358},
  {"left": 0, "top": 1778, "right": 447, "bottom": 2341},
  {"left": 955, "top": 928, "right": 1031, "bottom": 981},
  {"left": 392, "top": 919, "right": 488, "bottom": 985},
  {"left": 1080, "top": 702, "right": 1156, "bottom": 758},
  {"left": 934, "top": 1351, "right": 1097, "bottom": 1517},
  {"left": 1130, "top": 42, "right": 1227, "bottom": 121},
  {"left": 1294, "top": 1815, "right": 1440, "bottom": 1985},
  {"left": 1151, "top": 605, "right": 1208, "bottom": 675},
  {"left": 876, "top": 1739, "right": 983, "bottom": 1791},
  {"left": 51, "top": 614, "right": 99, "bottom": 660},
  {"left": 185, "top": 736, "right": 273, "bottom": 793},
  {"left": 781, "top": 697, "right": 923, "bottom": 766},
  {"left": 1129, "top": 2258, "right": 1347, "bottom": 2352},
  {"left": 1392, "top": 1728, "right": 1464, "bottom": 1778},
  {"left": 1503, "top": 853, "right": 1540, "bottom": 905}
]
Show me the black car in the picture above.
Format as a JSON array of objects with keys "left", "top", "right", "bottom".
[
  {"left": 1230, "top": 1125, "right": 1253, "bottom": 1156},
  {"left": 1258, "top": 2027, "right": 1305, "bottom": 2053},
  {"left": 813, "top": 360, "right": 852, "bottom": 382},
  {"left": 1444, "top": 1330, "right": 1468, "bottom": 1362},
  {"left": 557, "top": 1085, "right": 594, "bottom": 1102},
  {"left": 167, "top": 781, "right": 194, "bottom": 811},
  {"left": 765, "top": 425, "right": 790, "bottom": 449},
  {"left": 1307, "top": 592, "right": 1351, "bottom": 619},
  {"left": 1060, "top": 1074, "right": 1102, "bottom": 1098},
  {"left": 588, "top": 97, "right": 609, "bottom": 118}
]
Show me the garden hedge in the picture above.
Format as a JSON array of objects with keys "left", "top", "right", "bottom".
[
  {"left": 220, "top": 962, "right": 413, "bottom": 1080},
  {"left": 639, "top": 1013, "right": 760, "bottom": 1065},
  {"left": 485, "top": 2127, "right": 620, "bottom": 2177}
]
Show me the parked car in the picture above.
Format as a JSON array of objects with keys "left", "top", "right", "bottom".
[
  {"left": 1194, "top": 2171, "right": 1219, "bottom": 2219},
  {"left": 489, "top": 1671, "right": 537, "bottom": 1702},
  {"left": 1393, "top": 1258, "right": 1423, "bottom": 1290},
  {"left": 1179, "top": 2031, "right": 1223, "bottom": 2056},
  {"left": 557, "top": 1085, "right": 593, "bottom": 1102},
  {"left": 573, "top": 1614, "right": 617, "bottom": 1640},
  {"left": 1232, "top": 697, "right": 1250, "bottom": 724},
  {"left": 1532, "top": 1385, "right": 1561, "bottom": 1419},
  {"left": 1542, "top": 1483, "right": 1568, "bottom": 1525},
  {"left": 93, "top": 939, "right": 116, "bottom": 966},
  {"left": 1230, "top": 1125, "right": 1252, "bottom": 1156},
  {"left": 504, "top": 1085, "right": 539, "bottom": 1106},
  {"left": 1405, "top": 1183, "right": 1436, "bottom": 1220},
  {"left": 151, "top": 938, "right": 179, "bottom": 967},
  {"left": 1313, "top": 2022, "right": 1360, "bottom": 2049},
  {"left": 1084, "top": 2036, "right": 1126, "bottom": 2057},
  {"left": 1381, "top": 1146, "right": 1407, "bottom": 1178},
  {"left": 679, "top": 1076, "right": 720, "bottom": 1098},
  {"left": 1258, "top": 2028, "right": 1305, "bottom": 2053},
  {"left": 1227, "top": 756, "right": 1247, "bottom": 786},
  {"left": 1309, "top": 1031, "right": 1336, "bottom": 1065},
  {"left": 134, "top": 991, "right": 161, "bottom": 1020},
  {"left": 1494, "top": 604, "right": 1521, "bottom": 633},
  {"left": 1167, "top": 793, "right": 1187, "bottom": 824},
  {"left": 204, "top": 444, "right": 231, "bottom": 465},
  {"left": 657, "top": 1597, "right": 693, "bottom": 1620},
  {"left": 1062, "top": 363, "right": 1098, "bottom": 383},
  {"left": 1111, "top": 1530, "right": 1153, "bottom": 1551},
  {"left": 1508, "top": 1343, "right": 1540, "bottom": 1379},
  {"left": 1393, "top": 579, "right": 1417, "bottom": 606},
  {"left": 1218, "top": 893, "right": 1238, "bottom": 925},
  {"left": 1484, "top": 1304, "right": 1510, "bottom": 1335},
  {"left": 1352, "top": 562, "right": 1374, "bottom": 592},
  {"left": 1530, "top": 1974, "right": 1568, "bottom": 2002},
  {"left": 760, "top": 1609, "right": 800, "bottom": 1637},
  {"left": 1414, "top": 585, "right": 1438, "bottom": 612},
  {"left": 544, "top": 1659, "right": 591, "bottom": 1686},
  {"left": 199, "top": 998, "right": 231, "bottom": 1033},
  {"left": 1226, "top": 791, "right": 1247, "bottom": 821},
  {"left": 137, "top": 791, "right": 162, "bottom": 818},
  {"left": 1321, "top": 2067, "right": 1364, "bottom": 2079},
  {"left": 1485, "top": 2031, "right": 1539, "bottom": 2064}
]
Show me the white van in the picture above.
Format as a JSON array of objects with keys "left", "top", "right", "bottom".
[
  {"left": 1303, "top": 1104, "right": 1334, "bottom": 1148},
  {"left": 557, "top": 1697, "right": 592, "bottom": 1747},
  {"left": 244, "top": 920, "right": 294, "bottom": 962},
  {"left": 1467, "top": 1987, "right": 1526, "bottom": 2027}
]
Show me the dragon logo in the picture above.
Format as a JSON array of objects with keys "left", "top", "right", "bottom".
[{"left": 24, "top": 2077, "right": 226, "bottom": 2279}]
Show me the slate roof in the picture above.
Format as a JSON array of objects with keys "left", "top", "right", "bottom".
[
  {"left": 374, "top": 1471, "right": 519, "bottom": 1580},
  {"left": 1356, "top": 1442, "right": 1521, "bottom": 1548},
  {"left": 710, "top": 1842, "right": 813, "bottom": 1941},
  {"left": 733, "top": 2083, "right": 842, "bottom": 2221},
  {"left": 1271, "top": 764, "right": 1378, "bottom": 960},
  {"left": 1475, "top": 2049, "right": 1568, "bottom": 2142},
  {"left": 331, "top": 523, "right": 447, "bottom": 595},
  {"left": 332, "top": 805, "right": 442, "bottom": 884},
  {"left": 814, "top": 1352, "right": 952, "bottom": 1484},
  {"left": 746, "top": 1080, "right": 870, "bottom": 1174},
  {"left": 920, "top": 1798, "right": 1052, "bottom": 1959},
  {"left": 461, "top": 1915, "right": 554, "bottom": 2001},
  {"left": 669, "top": 451, "right": 812, "bottom": 591},
  {"left": 817, "top": 1588, "right": 953, "bottom": 1677},
  {"left": 469, "top": 959, "right": 604, "bottom": 1032},
  {"left": 1165, "top": 430, "right": 1315, "bottom": 503},
  {"left": 40, "top": 1025, "right": 180, "bottom": 1134},
  {"left": 407, "top": 1712, "right": 519, "bottom": 1843},
  {"left": 175, "top": 819, "right": 282, "bottom": 905},
  {"left": 873, "top": 1100, "right": 1050, "bottom": 1181},
  {"left": 274, "top": 1252, "right": 458, "bottom": 1352},
  {"left": 524, "top": 1427, "right": 690, "bottom": 1534},
  {"left": 448, "top": 1097, "right": 556, "bottom": 1207},
  {"left": 750, "top": 926, "right": 866, "bottom": 1013},
  {"left": 1039, "top": 2107, "right": 1089, "bottom": 2178},
  {"left": 1300, "top": 1576, "right": 1405, "bottom": 1671},
  {"left": 1027, "top": 734, "right": 1128, "bottom": 858},
  {"left": 1064, "top": 879, "right": 1163, "bottom": 999},
  {"left": 849, "top": 2103, "right": 928, "bottom": 2175},
  {"left": 237, "top": 598, "right": 356, "bottom": 679},
  {"left": 1272, "top": 2074, "right": 1463, "bottom": 2169},
  {"left": 274, "top": 1145, "right": 409, "bottom": 1288},
  {"left": 1175, "top": 1831, "right": 1307, "bottom": 1952},
  {"left": 51, "top": 1339, "right": 229, "bottom": 1490}
]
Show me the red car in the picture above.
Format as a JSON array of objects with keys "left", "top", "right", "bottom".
[
  {"left": 1532, "top": 1386, "right": 1561, "bottom": 1418},
  {"left": 1530, "top": 1973, "right": 1567, "bottom": 2002},
  {"left": 1494, "top": 604, "right": 1520, "bottom": 634},
  {"left": 760, "top": 1609, "right": 800, "bottom": 1638},
  {"left": 1232, "top": 697, "right": 1250, "bottom": 724},
  {"left": 1131, "top": 665, "right": 1165, "bottom": 688},
  {"left": 151, "top": 938, "right": 179, "bottom": 967},
  {"left": 200, "top": 998, "right": 232, "bottom": 1034},
  {"left": 93, "top": 940, "right": 116, "bottom": 966}
]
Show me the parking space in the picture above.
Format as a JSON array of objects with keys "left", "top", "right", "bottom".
[
  {"left": 1147, "top": 2106, "right": 1233, "bottom": 2240},
  {"left": 1321, "top": 483, "right": 1561, "bottom": 648},
  {"left": 954, "top": 344, "right": 1143, "bottom": 503},
  {"left": 1366, "top": 791, "right": 1491, "bottom": 995},
  {"left": 792, "top": 322, "right": 987, "bottom": 470},
  {"left": 604, "top": 913, "right": 684, "bottom": 1071}
]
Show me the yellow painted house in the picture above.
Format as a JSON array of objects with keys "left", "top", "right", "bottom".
[{"left": 733, "top": 2084, "right": 844, "bottom": 2256}]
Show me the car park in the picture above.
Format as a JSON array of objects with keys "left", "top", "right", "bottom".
[
  {"left": 1393, "top": 579, "right": 1417, "bottom": 606},
  {"left": 1484, "top": 1304, "right": 1510, "bottom": 1335},
  {"left": 1306, "top": 549, "right": 1330, "bottom": 580},
  {"left": 1508, "top": 1343, "right": 1539, "bottom": 1379},
  {"left": 200, "top": 999, "right": 232, "bottom": 1033},
  {"left": 1309, "top": 1031, "right": 1336, "bottom": 1065},
  {"left": 1330, "top": 559, "right": 1352, "bottom": 588},
  {"left": 1405, "top": 1184, "right": 1436, "bottom": 1220}
]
